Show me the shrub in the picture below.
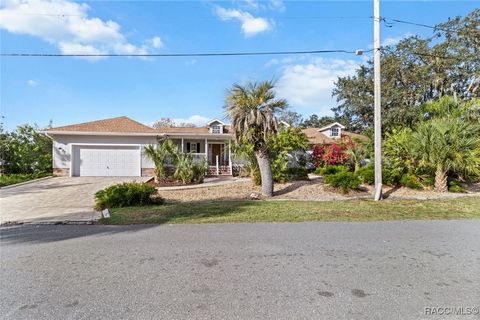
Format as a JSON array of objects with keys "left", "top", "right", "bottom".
[
  {"left": 0, "top": 172, "right": 52, "bottom": 187},
  {"left": 383, "top": 168, "right": 402, "bottom": 186},
  {"left": 311, "top": 145, "right": 325, "bottom": 168},
  {"left": 173, "top": 154, "right": 207, "bottom": 184},
  {"left": 400, "top": 174, "right": 423, "bottom": 189},
  {"left": 94, "top": 182, "right": 162, "bottom": 210},
  {"left": 322, "top": 143, "right": 349, "bottom": 165},
  {"left": 356, "top": 165, "right": 374, "bottom": 184},
  {"left": 324, "top": 171, "right": 361, "bottom": 193},
  {"left": 448, "top": 179, "right": 465, "bottom": 193},
  {"left": 316, "top": 165, "right": 348, "bottom": 176},
  {"left": 284, "top": 167, "right": 309, "bottom": 181}
]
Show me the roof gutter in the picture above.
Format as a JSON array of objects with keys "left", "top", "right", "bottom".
[{"left": 37, "top": 131, "right": 160, "bottom": 136}]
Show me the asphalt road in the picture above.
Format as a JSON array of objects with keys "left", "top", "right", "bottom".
[{"left": 1, "top": 220, "right": 479, "bottom": 320}]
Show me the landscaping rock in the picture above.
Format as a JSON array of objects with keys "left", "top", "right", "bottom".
[{"left": 250, "top": 192, "right": 260, "bottom": 200}]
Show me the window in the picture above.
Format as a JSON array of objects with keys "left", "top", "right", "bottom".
[
  {"left": 211, "top": 125, "right": 221, "bottom": 134},
  {"left": 186, "top": 142, "right": 200, "bottom": 153},
  {"left": 331, "top": 127, "right": 339, "bottom": 137}
]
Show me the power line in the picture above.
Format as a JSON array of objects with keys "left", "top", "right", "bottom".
[
  {"left": 382, "top": 17, "right": 466, "bottom": 35},
  {"left": 1, "top": 49, "right": 372, "bottom": 58}
]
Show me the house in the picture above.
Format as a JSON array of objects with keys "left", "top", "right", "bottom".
[
  {"left": 40, "top": 116, "right": 234, "bottom": 177},
  {"left": 301, "top": 122, "right": 369, "bottom": 147}
]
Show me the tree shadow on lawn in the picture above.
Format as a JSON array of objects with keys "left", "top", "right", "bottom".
[
  {"left": 109, "top": 200, "right": 260, "bottom": 225},
  {"left": 0, "top": 223, "right": 159, "bottom": 245}
]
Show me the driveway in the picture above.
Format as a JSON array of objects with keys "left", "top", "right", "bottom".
[
  {"left": 0, "top": 177, "right": 151, "bottom": 224},
  {"left": 1, "top": 220, "right": 479, "bottom": 319}
]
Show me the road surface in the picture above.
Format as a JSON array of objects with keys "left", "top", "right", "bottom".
[{"left": 1, "top": 220, "right": 479, "bottom": 319}]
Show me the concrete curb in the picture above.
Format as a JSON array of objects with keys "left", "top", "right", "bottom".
[
  {"left": 0, "top": 175, "right": 55, "bottom": 190},
  {"left": 0, "top": 219, "right": 100, "bottom": 227}
]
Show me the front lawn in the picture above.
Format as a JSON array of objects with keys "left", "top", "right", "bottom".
[
  {"left": 0, "top": 173, "right": 52, "bottom": 187},
  {"left": 101, "top": 196, "right": 480, "bottom": 225}
]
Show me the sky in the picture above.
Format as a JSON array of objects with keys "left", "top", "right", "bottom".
[{"left": 1, "top": 0, "right": 478, "bottom": 130}]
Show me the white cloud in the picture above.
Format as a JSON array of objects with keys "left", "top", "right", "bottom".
[
  {"left": 214, "top": 6, "right": 272, "bottom": 37},
  {"left": 382, "top": 33, "right": 412, "bottom": 47},
  {"left": 241, "top": 0, "right": 285, "bottom": 12},
  {"left": 27, "top": 79, "right": 38, "bottom": 86},
  {"left": 367, "top": 33, "right": 413, "bottom": 49},
  {"left": 0, "top": 0, "right": 163, "bottom": 60},
  {"left": 243, "top": 0, "right": 262, "bottom": 10},
  {"left": 173, "top": 115, "right": 211, "bottom": 127},
  {"left": 268, "top": 0, "right": 285, "bottom": 12},
  {"left": 275, "top": 58, "right": 361, "bottom": 115},
  {"left": 149, "top": 36, "right": 163, "bottom": 49}
]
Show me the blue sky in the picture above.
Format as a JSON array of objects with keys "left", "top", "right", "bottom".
[{"left": 1, "top": 0, "right": 478, "bottom": 130}]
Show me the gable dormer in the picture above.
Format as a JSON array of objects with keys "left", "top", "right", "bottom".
[
  {"left": 318, "top": 122, "right": 345, "bottom": 139},
  {"left": 206, "top": 119, "right": 225, "bottom": 134}
]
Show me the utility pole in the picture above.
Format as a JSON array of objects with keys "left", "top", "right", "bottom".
[{"left": 373, "top": 0, "right": 382, "bottom": 201}]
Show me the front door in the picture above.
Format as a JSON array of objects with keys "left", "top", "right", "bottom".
[{"left": 210, "top": 144, "right": 221, "bottom": 165}]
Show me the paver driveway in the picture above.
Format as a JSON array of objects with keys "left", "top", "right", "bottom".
[{"left": 0, "top": 177, "right": 151, "bottom": 224}]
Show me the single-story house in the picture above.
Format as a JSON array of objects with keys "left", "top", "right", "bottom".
[
  {"left": 301, "top": 122, "right": 368, "bottom": 146},
  {"left": 40, "top": 116, "right": 234, "bottom": 177}
]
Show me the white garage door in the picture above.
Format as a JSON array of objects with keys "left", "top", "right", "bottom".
[{"left": 73, "top": 146, "right": 140, "bottom": 177}]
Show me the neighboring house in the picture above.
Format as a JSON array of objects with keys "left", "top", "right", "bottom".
[
  {"left": 40, "top": 116, "right": 233, "bottom": 177},
  {"left": 301, "top": 122, "right": 369, "bottom": 147}
]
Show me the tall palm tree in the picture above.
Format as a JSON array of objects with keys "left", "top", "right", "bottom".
[
  {"left": 225, "top": 81, "right": 287, "bottom": 197},
  {"left": 413, "top": 117, "right": 480, "bottom": 192}
]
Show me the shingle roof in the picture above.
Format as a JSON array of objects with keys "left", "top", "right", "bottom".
[
  {"left": 301, "top": 128, "right": 369, "bottom": 145},
  {"left": 44, "top": 116, "right": 157, "bottom": 133}
]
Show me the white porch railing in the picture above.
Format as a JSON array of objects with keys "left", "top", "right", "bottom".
[{"left": 191, "top": 153, "right": 207, "bottom": 163}]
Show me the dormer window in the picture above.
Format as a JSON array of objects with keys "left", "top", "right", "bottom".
[
  {"left": 331, "top": 127, "right": 339, "bottom": 137},
  {"left": 212, "top": 125, "right": 221, "bottom": 134}
]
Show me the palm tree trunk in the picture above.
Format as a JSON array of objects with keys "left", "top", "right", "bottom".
[
  {"left": 255, "top": 149, "right": 274, "bottom": 197},
  {"left": 354, "top": 162, "right": 360, "bottom": 172},
  {"left": 434, "top": 165, "right": 448, "bottom": 192}
]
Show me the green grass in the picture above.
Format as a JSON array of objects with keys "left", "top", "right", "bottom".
[
  {"left": 101, "top": 196, "right": 480, "bottom": 225},
  {"left": 0, "top": 173, "right": 52, "bottom": 187}
]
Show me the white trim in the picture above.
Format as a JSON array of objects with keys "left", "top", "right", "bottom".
[
  {"left": 206, "top": 119, "right": 226, "bottom": 126},
  {"left": 70, "top": 143, "right": 143, "bottom": 147},
  {"left": 204, "top": 138, "right": 208, "bottom": 161},
  {"left": 162, "top": 133, "right": 233, "bottom": 139},
  {"left": 228, "top": 141, "right": 232, "bottom": 175},
  {"left": 40, "top": 131, "right": 159, "bottom": 136},
  {"left": 69, "top": 144, "right": 73, "bottom": 177},
  {"left": 317, "top": 122, "right": 345, "bottom": 132}
]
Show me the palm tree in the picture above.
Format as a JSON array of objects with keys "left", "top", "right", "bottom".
[
  {"left": 224, "top": 81, "right": 287, "bottom": 197},
  {"left": 413, "top": 117, "right": 480, "bottom": 192},
  {"left": 144, "top": 139, "right": 179, "bottom": 182}
]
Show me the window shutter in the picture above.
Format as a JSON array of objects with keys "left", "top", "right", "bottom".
[
  {"left": 197, "top": 143, "right": 200, "bottom": 153},
  {"left": 186, "top": 142, "right": 191, "bottom": 152}
]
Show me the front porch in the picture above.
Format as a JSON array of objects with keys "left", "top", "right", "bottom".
[{"left": 170, "top": 138, "right": 233, "bottom": 176}]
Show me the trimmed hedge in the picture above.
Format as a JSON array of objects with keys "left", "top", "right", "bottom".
[{"left": 94, "top": 182, "right": 163, "bottom": 211}]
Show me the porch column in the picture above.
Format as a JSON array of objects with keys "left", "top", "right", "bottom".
[
  {"left": 228, "top": 140, "right": 233, "bottom": 175},
  {"left": 204, "top": 138, "right": 208, "bottom": 160},
  {"left": 181, "top": 138, "right": 184, "bottom": 153}
]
